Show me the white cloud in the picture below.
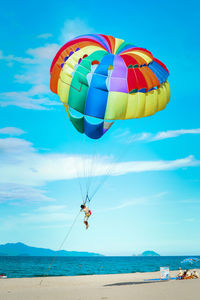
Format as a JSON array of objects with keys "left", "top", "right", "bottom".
[
  {"left": 26, "top": 43, "right": 59, "bottom": 61},
  {"left": 0, "top": 137, "right": 199, "bottom": 188},
  {"left": 37, "top": 205, "right": 68, "bottom": 213},
  {"left": 60, "top": 18, "right": 93, "bottom": 43},
  {"left": 0, "top": 183, "right": 54, "bottom": 203},
  {"left": 0, "top": 127, "right": 26, "bottom": 136},
  {"left": 0, "top": 137, "right": 33, "bottom": 154},
  {"left": 0, "top": 89, "right": 60, "bottom": 110},
  {"left": 100, "top": 192, "right": 168, "bottom": 212},
  {"left": 0, "top": 50, "right": 35, "bottom": 65},
  {"left": 0, "top": 44, "right": 59, "bottom": 66},
  {"left": 152, "top": 128, "right": 200, "bottom": 141},
  {"left": 0, "top": 43, "right": 60, "bottom": 110},
  {"left": 37, "top": 33, "right": 53, "bottom": 39},
  {"left": 112, "top": 155, "right": 198, "bottom": 175},
  {"left": 0, "top": 19, "right": 93, "bottom": 110},
  {"left": 0, "top": 205, "right": 73, "bottom": 231},
  {"left": 119, "top": 128, "right": 200, "bottom": 143},
  {"left": 128, "top": 132, "right": 152, "bottom": 143}
]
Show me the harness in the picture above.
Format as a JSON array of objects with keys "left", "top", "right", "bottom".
[{"left": 85, "top": 210, "right": 92, "bottom": 217}]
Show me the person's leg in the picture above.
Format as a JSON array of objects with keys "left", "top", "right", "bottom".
[
  {"left": 84, "top": 221, "right": 89, "bottom": 229},
  {"left": 84, "top": 215, "right": 89, "bottom": 229},
  {"left": 86, "top": 221, "right": 89, "bottom": 229}
]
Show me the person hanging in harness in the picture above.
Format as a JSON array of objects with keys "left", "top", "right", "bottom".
[{"left": 80, "top": 204, "right": 91, "bottom": 230}]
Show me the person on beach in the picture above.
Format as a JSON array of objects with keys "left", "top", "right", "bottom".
[
  {"left": 181, "top": 270, "right": 187, "bottom": 279},
  {"left": 192, "top": 270, "right": 199, "bottom": 278},
  {"left": 186, "top": 269, "right": 192, "bottom": 277},
  {"left": 177, "top": 267, "right": 184, "bottom": 279},
  {"left": 181, "top": 269, "right": 193, "bottom": 280},
  {"left": 80, "top": 204, "right": 91, "bottom": 230}
]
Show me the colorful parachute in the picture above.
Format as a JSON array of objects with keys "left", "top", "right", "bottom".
[{"left": 50, "top": 34, "right": 170, "bottom": 139}]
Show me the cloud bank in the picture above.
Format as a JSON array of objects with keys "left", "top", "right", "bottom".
[{"left": 0, "top": 134, "right": 199, "bottom": 190}]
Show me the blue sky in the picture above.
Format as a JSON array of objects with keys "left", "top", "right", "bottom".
[{"left": 0, "top": 0, "right": 200, "bottom": 256}]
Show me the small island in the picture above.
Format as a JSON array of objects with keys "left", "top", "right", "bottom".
[{"left": 139, "top": 251, "right": 160, "bottom": 256}]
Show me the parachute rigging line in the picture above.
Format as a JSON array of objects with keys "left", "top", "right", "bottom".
[
  {"left": 39, "top": 210, "right": 81, "bottom": 286},
  {"left": 89, "top": 133, "right": 140, "bottom": 202},
  {"left": 73, "top": 135, "right": 88, "bottom": 203},
  {"left": 85, "top": 140, "right": 97, "bottom": 199},
  {"left": 83, "top": 192, "right": 90, "bottom": 206},
  {"left": 75, "top": 138, "right": 97, "bottom": 207},
  {"left": 74, "top": 155, "right": 84, "bottom": 203}
]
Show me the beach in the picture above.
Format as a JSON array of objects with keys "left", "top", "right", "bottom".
[{"left": 0, "top": 270, "right": 199, "bottom": 300}]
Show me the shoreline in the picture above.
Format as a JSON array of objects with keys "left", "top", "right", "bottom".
[
  {"left": 0, "top": 268, "right": 196, "bottom": 279},
  {"left": 0, "top": 269, "right": 199, "bottom": 300},
  {"left": 2, "top": 266, "right": 200, "bottom": 280}
]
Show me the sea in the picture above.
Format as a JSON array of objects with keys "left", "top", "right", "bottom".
[{"left": 1, "top": 256, "right": 200, "bottom": 278}]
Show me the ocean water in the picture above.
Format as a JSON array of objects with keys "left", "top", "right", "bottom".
[{"left": 0, "top": 256, "right": 199, "bottom": 278}]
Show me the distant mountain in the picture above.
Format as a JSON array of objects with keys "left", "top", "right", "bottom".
[
  {"left": 0, "top": 243, "right": 103, "bottom": 257},
  {"left": 140, "top": 251, "right": 160, "bottom": 256}
]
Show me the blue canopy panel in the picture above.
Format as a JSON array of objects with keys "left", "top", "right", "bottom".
[
  {"left": 148, "top": 61, "right": 169, "bottom": 84},
  {"left": 84, "top": 54, "right": 115, "bottom": 119},
  {"left": 84, "top": 118, "right": 113, "bottom": 139},
  {"left": 68, "top": 109, "right": 113, "bottom": 139}
]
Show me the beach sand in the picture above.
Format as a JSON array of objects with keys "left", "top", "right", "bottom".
[{"left": 0, "top": 270, "right": 199, "bottom": 300}]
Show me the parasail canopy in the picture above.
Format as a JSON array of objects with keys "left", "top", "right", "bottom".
[{"left": 50, "top": 34, "right": 170, "bottom": 139}]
